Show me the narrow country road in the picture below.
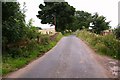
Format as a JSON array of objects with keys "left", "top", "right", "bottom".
[{"left": 6, "top": 35, "right": 110, "bottom": 78}]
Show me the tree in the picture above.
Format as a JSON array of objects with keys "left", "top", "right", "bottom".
[
  {"left": 2, "top": 2, "right": 28, "bottom": 51},
  {"left": 37, "top": 2, "right": 75, "bottom": 32},
  {"left": 91, "top": 13, "right": 110, "bottom": 34},
  {"left": 74, "top": 10, "right": 92, "bottom": 30},
  {"left": 27, "top": 18, "right": 35, "bottom": 27},
  {"left": 26, "top": 18, "right": 39, "bottom": 40}
]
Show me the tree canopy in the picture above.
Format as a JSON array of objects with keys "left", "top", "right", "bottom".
[
  {"left": 74, "top": 11, "right": 92, "bottom": 30},
  {"left": 2, "top": 2, "right": 27, "bottom": 43},
  {"left": 37, "top": 2, "right": 110, "bottom": 34},
  {"left": 2, "top": 2, "right": 39, "bottom": 51},
  {"left": 91, "top": 13, "right": 110, "bottom": 34},
  {"left": 37, "top": 2, "right": 75, "bottom": 32}
]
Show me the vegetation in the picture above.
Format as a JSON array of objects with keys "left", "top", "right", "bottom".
[
  {"left": 2, "top": 33, "right": 63, "bottom": 75},
  {"left": 2, "top": 2, "right": 63, "bottom": 76},
  {"left": 37, "top": 1, "right": 110, "bottom": 34},
  {"left": 73, "top": 11, "right": 110, "bottom": 34},
  {"left": 2, "top": 1, "right": 119, "bottom": 76},
  {"left": 76, "top": 30, "right": 120, "bottom": 60},
  {"left": 91, "top": 13, "right": 110, "bottom": 34},
  {"left": 72, "top": 11, "right": 92, "bottom": 31},
  {"left": 114, "top": 25, "right": 120, "bottom": 40},
  {"left": 37, "top": 2, "right": 75, "bottom": 32}
]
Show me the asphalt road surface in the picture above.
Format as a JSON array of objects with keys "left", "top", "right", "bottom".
[{"left": 6, "top": 35, "right": 110, "bottom": 78}]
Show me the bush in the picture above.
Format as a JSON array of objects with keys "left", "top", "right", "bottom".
[
  {"left": 114, "top": 26, "right": 120, "bottom": 40},
  {"left": 40, "top": 35, "right": 50, "bottom": 45},
  {"left": 95, "top": 43, "right": 109, "bottom": 54},
  {"left": 8, "top": 47, "right": 23, "bottom": 58}
]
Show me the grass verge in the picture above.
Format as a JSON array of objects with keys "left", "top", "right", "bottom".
[
  {"left": 76, "top": 30, "right": 120, "bottom": 60},
  {"left": 2, "top": 32, "right": 63, "bottom": 76}
]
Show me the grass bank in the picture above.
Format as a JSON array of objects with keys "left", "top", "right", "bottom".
[
  {"left": 2, "top": 32, "right": 63, "bottom": 76},
  {"left": 76, "top": 30, "right": 120, "bottom": 60}
]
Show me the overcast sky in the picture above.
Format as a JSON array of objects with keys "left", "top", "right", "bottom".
[{"left": 17, "top": 0, "right": 120, "bottom": 29}]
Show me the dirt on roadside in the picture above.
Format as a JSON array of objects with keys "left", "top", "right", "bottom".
[{"left": 81, "top": 39, "right": 120, "bottom": 79}]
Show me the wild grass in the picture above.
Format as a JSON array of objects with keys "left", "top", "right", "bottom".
[
  {"left": 76, "top": 30, "right": 120, "bottom": 60},
  {"left": 2, "top": 32, "right": 63, "bottom": 76}
]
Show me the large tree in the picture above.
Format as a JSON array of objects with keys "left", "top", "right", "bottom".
[
  {"left": 91, "top": 13, "right": 110, "bottom": 34},
  {"left": 37, "top": 2, "right": 75, "bottom": 32}
]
